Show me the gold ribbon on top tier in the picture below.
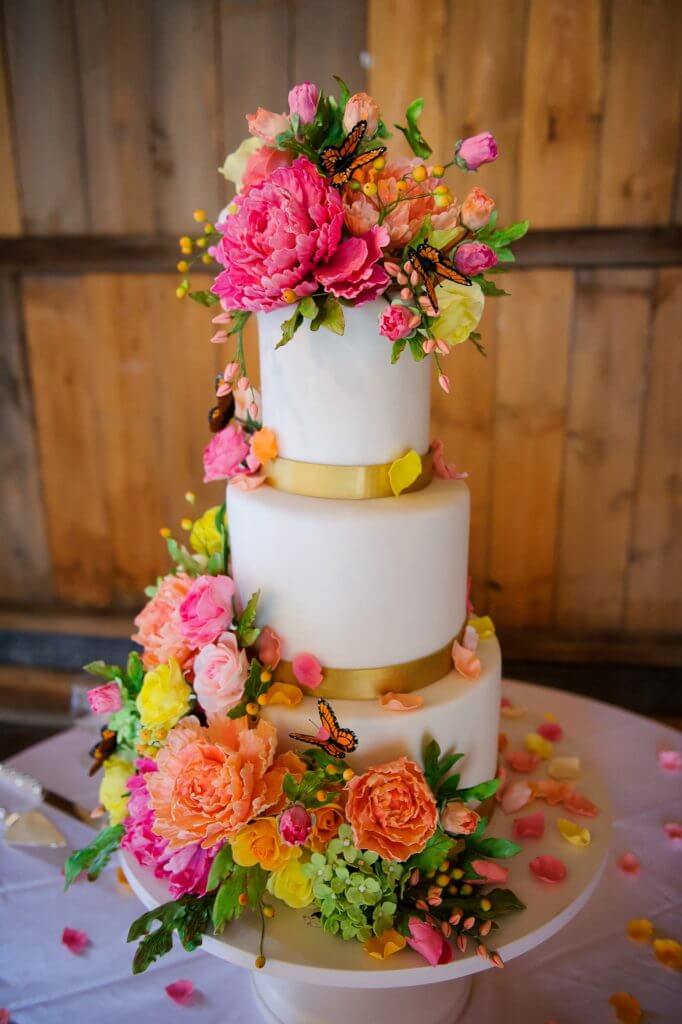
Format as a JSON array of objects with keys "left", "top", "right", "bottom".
[{"left": 265, "top": 449, "right": 433, "bottom": 500}]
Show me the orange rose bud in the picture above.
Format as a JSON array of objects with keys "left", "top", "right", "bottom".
[
  {"left": 461, "top": 185, "right": 496, "bottom": 232},
  {"left": 250, "top": 427, "right": 278, "bottom": 466}
]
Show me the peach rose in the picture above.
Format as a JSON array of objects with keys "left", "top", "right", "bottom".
[
  {"left": 440, "top": 800, "right": 480, "bottom": 836},
  {"left": 461, "top": 185, "right": 495, "bottom": 231},
  {"left": 132, "top": 573, "right": 194, "bottom": 670},
  {"left": 246, "top": 108, "right": 289, "bottom": 144},
  {"left": 309, "top": 800, "right": 346, "bottom": 852},
  {"left": 146, "top": 716, "right": 302, "bottom": 849},
  {"left": 192, "top": 634, "right": 248, "bottom": 716},
  {"left": 343, "top": 92, "right": 380, "bottom": 136},
  {"left": 345, "top": 756, "right": 437, "bottom": 861}
]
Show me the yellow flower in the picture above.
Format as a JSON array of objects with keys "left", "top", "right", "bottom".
[
  {"left": 98, "top": 755, "right": 133, "bottom": 825},
  {"left": 261, "top": 683, "right": 303, "bottom": 707},
  {"left": 189, "top": 506, "right": 224, "bottom": 558},
  {"left": 219, "top": 136, "right": 260, "bottom": 192},
  {"left": 388, "top": 450, "right": 422, "bottom": 496},
  {"left": 432, "top": 280, "right": 485, "bottom": 347},
  {"left": 232, "top": 818, "right": 300, "bottom": 873},
  {"left": 364, "top": 929, "right": 407, "bottom": 959},
  {"left": 626, "top": 918, "right": 653, "bottom": 943},
  {"left": 468, "top": 615, "right": 495, "bottom": 639},
  {"left": 136, "top": 658, "right": 192, "bottom": 731},
  {"left": 525, "top": 732, "right": 554, "bottom": 759},
  {"left": 556, "top": 817, "right": 591, "bottom": 847},
  {"left": 266, "top": 858, "right": 314, "bottom": 909},
  {"left": 653, "top": 937, "right": 682, "bottom": 971}
]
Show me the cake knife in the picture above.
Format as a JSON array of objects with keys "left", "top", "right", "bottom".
[{"left": 0, "top": 762, "right": 96, "bottom": 831}]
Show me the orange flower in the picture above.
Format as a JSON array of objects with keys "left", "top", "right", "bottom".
[
  {"left": 345, "top": 756, "right": 437, "bottom": 861},
  {"left": 146, "top": 715, "right": 301, "bottom": 849},
  {"left": 250, "top": 428, "right": 278, "bottom": 466},
  {"left": 309, "top": 801, "right": 346, "bottom": 852},
  {"left": 132, "top": 572, "right": 194, "bottom": 670}
]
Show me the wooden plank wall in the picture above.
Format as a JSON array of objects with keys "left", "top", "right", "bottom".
[{"left": 0, "top": 0, "right": 680, "bottom": 660}]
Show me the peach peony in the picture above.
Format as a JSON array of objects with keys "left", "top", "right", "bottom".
[
  {"left": 345, "top": 756, "right": 437, "bottom": 861},
  {"left": 132, "top": 573, "right": 194, "bottom": 670},
  {"left": 146, "top": 715, "right": 303, "bottom": 849}
]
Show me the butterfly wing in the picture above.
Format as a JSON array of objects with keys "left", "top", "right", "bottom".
[
  {"left": 320, "top": 145, "right": 342, "bottom": 176},
  {"left": 318, "top": 699, "right": 358, "bottom": 757},
  {"left": 337, "top": 120, "right": 367, "bottom": 159},
  {"left": 417, "top": 242, "right": 471, "bottom": 288},
  {"left": 410, "top": 247, "right": 439, "bottom": 313},
  {"left": 322, "top": 122, "right": 382, "bottom": 188},
  {"left": 288, "top": 731, "right": 342, "bottom": 758}
]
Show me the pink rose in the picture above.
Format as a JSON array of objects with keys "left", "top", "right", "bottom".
[
  {"left": 288, "top": 81, "right": 319, "bottom": 124},
  {"left": 314, "top": 225, "right": 390, "bottom": 304},
  {"left": 255, "top": 626, "right": 282, "bottom": 670},
  {"left": 378, "top": 303, "right": 420, "bottom": 341},
  {"left": 456, "top": 132, "right": 498, "bottom": 171},
  {"left": 292, "top": 653, "right": 324, "bottom": 690},
  {"left": 87, "top": 681, "right": 122, "bottom": 716},
  {"left": 179, "top": 575, "right": 236, "bottom": 648},
  {"left": 202, "top": 423, "right": 250, "bottom": 482},
  {"left": 193, "top": 635, "right": 248, "bottom": 715},
  {"left": 440, "top": 800, "right": 480, "bottom": 836},
  {"left": 470, "top": 858, "right": 509, "bottom": 885},
  {"left": 246, "top": 107, "right": 289, "bottom": 144},
  {"left": 461, "top": 186, "right": 495, "bottom": 231},
  {"left": 343, "top": 92, "right": 380, "bottom": 136},
  {"left": 406, "top": 917, "right": 453, "bottom": 966},
  {"left": 279, "top": 804, "right": 313, "bottom": 846},
  {"left": 454, "top": 242, "right": 498, "bottom": 276},
  {"left": 242, "top": 147, "right": 293, "bottom": 192}
]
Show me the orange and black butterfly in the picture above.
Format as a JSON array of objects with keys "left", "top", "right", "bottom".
[
  {"left": 208, "top": 373, "right": 235, "bottom": 433},
  {"left": 289, "top": 698, "right": 358, "bottom": 759},
  {"left": 88, "top": 726, "right": 117, "bottom": 776},
  {"left": 408, "top": 242, "right": 471, "bottom": 314},
  {"left": 320, "top": 120, "right": 386, "bottom": 189}
]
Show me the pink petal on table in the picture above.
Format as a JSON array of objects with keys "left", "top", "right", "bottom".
[
  {"left": 379, "top": 691, "right": 424, "bottom": 712},
  {"left": 470, "top": 858, "right": 509, "bottom": 885},
  {"left": 537, "top": 721, "right": 563, "bottom": 741},
  {"left": 62, "top": 927, "right": 89, "bottom": 954},
  {"left": 292, "top": 652, "right": 324, "bottom": 690},
  {"left": 513, "top": 811, "right": 545, "bottom": 839},
  {"left": 501, "top": 780, "right": 533, "bottom": 814},
  {"left": 166, "top": 980, "right": 195, "bottom": 1005},
  {"left": 561, "top": 789, "right": 599, "bottom": 818},
  {"left": 0, "top": 1010, "right": 10, "bottom": 1024},
  {"left": 506, "top": 749, "right": 541, "bottom": 774},
  {"left": 663, "top": 822, "right": 682, "bottom": 846},
  {"left": 500, "top": 696, "right": 511, "bottom": 708},
  {"left": 494, "top": 764, "right": 508, "bottom": 803},
  {"left": 658, "top": 750, "right": 682, "bottom": 772},
  {"left": 617, "top": 852, "right": 640, "bottom": 875},
  {"left": 529, "top": 855, "right": 567, "bottom": 884}
]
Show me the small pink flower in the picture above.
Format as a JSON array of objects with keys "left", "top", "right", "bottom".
[
  {"left": 202, "top": 423, "right": 250, "bottom": 482},
  {"left": 279, "top": 804, "right": 313, "bottom": 846},
  {"left": 438, "top": 373, "right": 450, "bottom": 394},
  {"left": 538, "top": 721, "right": 563, "bottom": 742},
  {"left": 86, "top": 681, "right": 122, "bottom": 715},
  {"left": 431, "top": 439, "right": 467, "bottom": 480},
  {"left": 246, "top": 107, "right": 289, "bottom": 144},
  {"left": 452, "top": 640, "right": 481, "bottom": 680},
  {"left": 617, "top": 852, "right": 641, "bottom": 875},
  {"left": 378, "top": 303, "right": 419, "bottom": 341},
  {"left": 663, "top": 823, "right": 682, "bottom": 846},
  {"left": 193, "top": 635, "right": 248, "bottom": 716},
  {"left": 455, "top": 241, "right": 498, "bottom": 276},
  {"left": 457, "top": 132, "right": 498, "bottom": 171},
  {"left": 255, "top": 626, "right": 282, "bottom": 670},
  {"left": 506, "top": 750, "right": 541, "bottom": 774},
  {"left": 658, "top": 749, "right": 682, "bottom": 772},
  {"left": 165, "top": 980, "right": 195, "bottom": 1005},
  {"left": 288, "top": 81, "right": 319, "bottom": 124},
  {"left": 470, "top": 859, "right": 509, "bottom": 885},
  {"left": 406, "top": 917, "right": 453, "bottom": 966},
  {"left": 314, "top": 225, "right": 390, "bottom": 304},
  {"left": 179, "top": 575, "right": 235, "bottom": 648},
  {"left": 460, "top": 186, "right": 495, "bottom": 231},
  {"left": 343, "top": 92, "right": 380, "bottom": 136},
  {"left": 242, "top": 146, "right": 293, "bottom": 192},
  {"left": 440, "top": 801, "right": 480, "bottom": 836},
  {"left": 513, "top": 812, "right": 545, "bottom": 839},
  {"left": 292, "top": 653, "right": 324, "bottom": 690},
  {"left": 529, "top": 855, "right": 567, "bottom": 884},
  {"left": 62, "top": 927, "right": 89, "bottom": 954}
]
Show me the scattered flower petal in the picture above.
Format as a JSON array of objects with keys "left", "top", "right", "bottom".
[
  {"left": 500, "top": 701, "right": 527, "bottom": 720},
  {"left": 166, "top": 980, "right": 195, "bottom": 1005},
  {"left": 617, "top": 852, "right": 640, "bottom": 875},
  {"left": 609, "top": 991, "right": 642, "bottom": 1024},
  {"left": 626, "top": 918, "right": 653, "bottom": 943},
  {"left": 388, "top": 450, "right": 422, "bottom": 496},
  {"left": 548, "top": 756, "right": 581, "bottom": 781},
  {"left": 62, "top": 927, "right": 89, "bottom": 954},
  {"left": 513, "top": 811, "right": 545, "bottom": 839},
  {"left": 537, "top": 721, "right": 563, "bottom": 741},
  {"left": 498, "top": 732, "right": 508, "bottom": 752},
  {"left": 557, "top": 817, "right": 591, "bottom": 847},
  {"left": 506, "top": 749, "right": 541, "bottom": 774},
  {"left": 501, "top": 780, "right": 533, "bottom": 814},
  {"left": 525, "top": 732, "right": 554, "bottom": 759},
  {"left": 262, "top": 682, "right": 303, "bottom": 707},
  {"left": 530, "top": 855, "right": 567, "bottom": 884},
  {"left": 494, "top": 764, "right": 507, "bottom": 803},
  {"left": 452, "top": 640, "right": 482, "bottom": 680},
  {"left": 379, "top": 691, "right": 424, "bottom": 712},
  {"left": 364, "top": 928, "right": 407, "bottom": 959},
  {"left": 116, "top": 866, "right": 131, "bottom": 891},
  {"left": 561, "top": 789, "right": 599, "bottom": 817},
  {"left": 533, "top": 779, "right": 573, "bottom": 806},
  {"left": 653, "top": 937, "right": 682, "bottom": 972},
  {"left": 462, "top": 624, "right": 479, "bottom": 651},
  {"left": 0, "top": 1011, "right": 10, "bottom": 1024},
  {"left": 469, "top": 615, "right": 495, "bottom": 639},
  {"left": 663, "top": 822, "right": 682, "bottom": 846},
  {"left": 292, "top": 653, "right": 324, "bottom": 690},
  {"left": 658, "top": 750, "right": 681, "bottom": 772},
  {"left": 230, "top": 472, "right": 266, "bottom": 491},
  {"left": 470, "top": 858, "right": 509, "bottom": 885}
]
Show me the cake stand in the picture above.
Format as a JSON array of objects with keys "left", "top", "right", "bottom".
[{"left": 121, "top": 709, "right": 611, "bottom": 1024}]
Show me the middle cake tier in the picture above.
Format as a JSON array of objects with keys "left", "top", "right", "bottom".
[{"left": 227, "top": 477, "right": 470, "bottom": 670}]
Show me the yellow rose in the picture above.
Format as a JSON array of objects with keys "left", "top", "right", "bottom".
[
  {"left": 189, "top": 506, "right": 224, "bottom": 558},
  {"left": 232, "top": 817, "right": 300, "bottom": 873},
  {"left": 99, "top": 755, "right": 133, "bottom": 825},
  {"left": 219, "top": 136, "right": 260, "bottom": 192},
  {"left": 432, "top": 280, "right": 485, "bottom": 347},
  {"left": 136, "top": 658, "right": 192, "bottom": 731},
  {"left": 266, "top": 858, "right": 314, "bottom": 909}
]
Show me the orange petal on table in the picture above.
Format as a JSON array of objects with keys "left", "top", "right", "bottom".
[
  {"left": 548, "top": 756, "right": 581, "bottom": 781},
  {"left": 617, "top": 852, "right": 641, "bottom": 875},
  {"left": 652, "top": 937, "right": 682, "bottom": 972},
  {"left": 498, "top": 731, "right": 508, "bottom": 752},
  {"left": 506, "top": 749, "right": 541, "bottom": 773},
  {"left": 562, "top": 789, "right": 599, "bottom": 817},
  {"left": 626, "top": 918, "right": 653, "bottom": 943},
  {"left": 263, "top": 682, "right": 303, "bottom": 707},
  {"left": 513, "top": 811, "right": 545, "bottom": 839},
  {"left": 533, "top": 779, "right": 573, "bottom": 806},
  {"left": 609, "top": 992, "right": 642, "bottom": 1024},
  {"left": 364, "top": 928, "right": 407, "bottom": 959},
  {"left": 379, "top": 691, "right": 424, "bottom": 712}
]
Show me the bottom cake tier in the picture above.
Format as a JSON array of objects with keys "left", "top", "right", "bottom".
[{"left": 264, "top": 634, "right": 501, "bottom": 788}]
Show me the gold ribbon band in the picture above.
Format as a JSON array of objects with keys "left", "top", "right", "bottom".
[
  {"left": 266, "top": 451, "right": 433, "bottom": 500},
  {"left": 275, "top": 639, "right": 454, "bottom": 701}
]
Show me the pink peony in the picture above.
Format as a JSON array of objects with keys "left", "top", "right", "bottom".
[
  {"left": 202, "top": 423, "right": 250, "bottom": 482},
  {"left": 288, "top": 81, "right": 319, "bottom": 124},
  {"left": 212, "top": 157, "right": 344, "bottom": 312},
  {"left": 255, "top": 625, "right": 282, "bottom": 670},
  {"left": 132, "top": 573, "right": 194, "bottom": 670},
  {"left": 87, "top": 681, "right": 122, "bottom": 715},
  {"left": 461, "top": 186, "right": 495, "bottom": 231},
  {"left": 193, "top": 635, "right": 248, "bottom": 715},
  {"left": 314, "top": 225, "right": 390, "bottom": 304},
  {"left": 242, "top": 146, "right": 293, "bottom": 192},
  {"left": 454, "top": 241, "right": 497, "bottom": 276},
  {"left": 179, "top": 574, "right": 235, "bottom": 649},
  {"left": 406, "top": 917, "right": 453, "bottom": 966},
  {"left": 457, "top": 132, "right": 498, "bottom": 171},
  {"left": 378, "top": 303, "right": 420, "bottom": 341},
  {"left": 343, "top": 92, "right": 380, "bottom": 136},
  {"left": 279, "top": 804, "right": 313, "bottom": 846},
  {"left": 440, "top": 800, "right": 480, "bottom": 836},
  {"left": 246, "top": 107, "right": 289, "bottom": 144},
  {"left": 292, "top": 652, "right": 324, "bottom": 690}
]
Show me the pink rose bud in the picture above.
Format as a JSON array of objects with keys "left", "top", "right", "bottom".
[
  {"left": 237, "top": 376, "right": 249, "bottom": 391},
  {"left": 435, "top": 339, "right": 450, "bottom": 355},
  {"left": 343, "top": 92, "right": 381, "bottom": 136},
  {"left": 438, "top": 373, "right": 450, "bottom": 394},
  {"left": 440, "top": 800, "right": 481, "bottom": 836},
  {"left": 248, "top": 402, "right": 259, "bottom": 418},
  {"left": 378, "top": 303, "right": 418, "bottom": 342},
  {"left": 410, "top": 270, "right": 420, "bottom": 287},
  {"left": 87, "top": 681, "right": 122, "bottom": 716},
  {"left": 384, "top": 261, "right": 400, "bottom": 277},
  {"left": 210, "top": 330, "right": 228, "bottom": 344},
  {"left": 457, "top": 132, "right": 498, "bottom": 171},
  {"left": 400, "top": 287, "right": 412, "bottom": 301},
  {"left": 403, "top": 259, "right": 413, "bottom": 274},
  {"left": 396, "top": 271, "right": 408, "bottom": 286},
  {"left": 279, "top": 804, "right": 313, "bottom": 846},
  {"left": 406, "top": 917, "right": 454, "bottom": 966},
  {"left": 422, "top": 338, "right": 436, "bottom": 354},
  {"left": 461, "top": 186, "right": 496, "bottom": 231},
  {"left": 455, "top": 242, "right": 498, "bottom": 276},
  {"left": 288, "top": 81, "right": 319, "bottom": 125}
]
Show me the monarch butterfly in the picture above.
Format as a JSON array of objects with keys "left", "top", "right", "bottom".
[
  {"left": 289, "top": 698, "right": 358, "bottom": 759},
  {"left": 208, "top": 373, "right": 235, "bottom": 433},
  {"left": 408, "top": 242, "right": 471, "bottom": 314},
  {"left": 88, "top": 726, "right": 117, "bottom": 776},
  {"left": 319, "top": 120, "right": 386, "bottom": 188}
]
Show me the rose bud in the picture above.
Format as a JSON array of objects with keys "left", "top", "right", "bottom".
[
  {"left": 461, "top": 186, "right": 496, "bottom": 231},
  {"left": 456, "top": 132, "right": 498, "bottom": 171},
  {"left": 288, "top": 81, "right": 319, "bottom": 125},
  {"left": 343, "top": 92, "right": 381, "bottom": 136},
  {"left": 455, "top": 242, "right": 498, "bottom": 276},
  {"left": 278, "top": 804, "right": 313, "bottom": 846},
  {"left": 440, "top": 800, "right": 480, "bottom": 836}
]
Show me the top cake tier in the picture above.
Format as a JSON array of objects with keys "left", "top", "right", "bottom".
[{"left": 258, "top": 299, "right": 431, "bottom": 466}]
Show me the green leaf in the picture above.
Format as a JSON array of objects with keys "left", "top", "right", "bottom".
[
  {"left": 311, "top": 295, "right": 345, "bottom": 335},
  {"left": 408, "top": 337, "right": 426, "bottom": 362},
  {"left": 283, "top": 773, "right": 300, "bottom": 801},
  {"left": 391, "top": 338, "right": 407, "bottom": 364},
  {"left": 127, "top": 894, "right": 213, "bottom": 973},
  {"left": 472, "top": 837, "right": 522, "bottom": 859},
  {"left": 225, "top": 310, "right": 251, "bottom": 336},
  {"left": 437, "top": 773, "right": 463, "bottom": 801},
  {"left": 227, "top": 700, "right": 247, "bottom": 720},
  {"left": 276, "top": 306, "right": 304, "bottom": 349},
  {"left": 64, "top": 825, "right": 124, "bottom": 888},
  {"left": 299, "top": 296, "right": 318, "bottom": 319},
  {"left": 188, "top": 289, "right": 220, "bottom": 307},
  {"left": 393, "top": 98, "right": 432, "bottom": 159},
  {"left": 457, "top": 778, "right": 500, "bottom": 803},
  {"left": 333, "top": 75, "right": 350, "bottom": 109},
  {"left": 477, "top": 887, "right": 525, "bottom": 918},
  {"left": 405, "top": 830, "right": 456, "bottom": 872},
  {"left": 246, "top": 866, "right": 267, "bottom": 908},
  {"left": 132, "top": 925, "right": 174, "bottom": 973},
  {"left": 83, "top": 661, "right": 121, "bottom": 682},
  {"left": 125, "top": 651, "right": 145, "bottom": 695},
  {"left": 494, "top": 246, "right": 515, "bottom": 263},
  {"left": 212, "top": 870, "right": 246, "bottom": 932},
  {"left": 490, "top": 220, "right": 529, "bottom": 246},
  {"left": 207, "top": 842, "right": 234, "bottom": 891},
  {"left": 471, "top": 274, "right": 509, "bottom": 298},
  {"left": 469, "top": 331, "right": 487, "bottom": 357},
  {"left": 237, "top": 590, "right": 260, "bottom": 646}
]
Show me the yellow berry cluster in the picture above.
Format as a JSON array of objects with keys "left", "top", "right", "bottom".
[{"left": 175, "top": 209, "right": 217, "bottom": 298}]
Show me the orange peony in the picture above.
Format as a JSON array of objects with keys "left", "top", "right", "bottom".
[
  {"left": 310, "top": 800, "right": 346, "bottom": 853},
  {"left": 345, "top": 756, "right": 437, "bottom": 861},
  {"left": 146, "top": 715, "right": 304, "bottom": 849}
]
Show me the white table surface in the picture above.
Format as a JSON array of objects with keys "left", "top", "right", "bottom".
[{"left": 1, "top": 679, "right": 680, "bottom": 1023}]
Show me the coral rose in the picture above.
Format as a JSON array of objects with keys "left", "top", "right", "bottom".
[
  {"left": 440, "top": 800, "right": 480, "bottom": 836},
  {"left": 202, "top": 423, "right": 250, "bottom": 482},
  {"left": 246, "top": 107, "right": 289, "bottom": 144},
  {"left": 179, "top": 574, "right": 235, "bottom": 648},
  {"left": 242, "top": 147, "right": 293, "bottom": 192},
  {"left": 255, "top": 626, "right": 282, "bottom": 670},
  {"left": 232, "top": 817, "right": 300, "bottom": 871},
  {"left": 192, "top": 634, "right": 248, "bottom": 716},
  {"left": 250, "top": 427, "right": 278, "bottom": 466},
  {"left": 345, "top": 756, "right": 437, "bottom": 861},
  {"left": 133, "top": 572, "right": 194, "bottom": 670},
  {"left": 146, "top": 715, "right": 298, "bottom": 849},
  {"left": 461, "top": 185, "right": 495, "bottom": 231},
  {"left": 343, "top": 92, "right": 380, "bottom": 136},
  {"left": 314, "top": 225, "right": 390, "bottom": 304}
]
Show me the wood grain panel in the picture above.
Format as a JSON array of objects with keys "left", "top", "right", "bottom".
[
  {"left": 626, "top": 268, "right": 682, "bottom": 630},
  {"left": 4, "top": 0, "right": 88, "bottom": 233},
  {"left": 487, "top": 270, "right": 573, "bottom": 626},
  {"left": 293, "top": 0, "right": 367, "bottom": 95},
  {"left": 556, "top": 270, "right": 652, "bottom": 628},
  {"left": 597, "top": 0, "right": 682, "bottom": 226},
  {"left": 519, "top": 0, "right": 604, "bottom": 227},
  {"left": 0, "top": 26, "right": 21, "bottom": 235}
]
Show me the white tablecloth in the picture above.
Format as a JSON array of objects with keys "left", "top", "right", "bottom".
[{"left": 1, "top": 680, "right": 680, "bottom": 1023}]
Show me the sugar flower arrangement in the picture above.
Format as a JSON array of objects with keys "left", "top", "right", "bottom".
[
  {"left": 66, "top": 499, "right": 524, "bottom": 973},
  {"left": 177, "top": 77, "right": 528, "bottom": 395}
]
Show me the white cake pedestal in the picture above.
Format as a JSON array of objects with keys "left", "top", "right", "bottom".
[{"left": 121, "top": 714, "right": 611, "bottom": 1024}]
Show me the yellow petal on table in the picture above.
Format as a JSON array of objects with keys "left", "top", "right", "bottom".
[
  {"left": 544, "top": 711, "right": 556, "bottom": 722},
  {"left": 626, "top": 918, "right": 653, "bottom": 943},
  {"left": 468, "top": 615, "right": 496, "bottom": 639},
  {"left": 525, "top": 733, "right": 554, "bottom": 759},
  {"left": 557, "top": 817, "right": 591, "bottom": 847},
  {"left": 653, "top": 937, "right": 682, "bottom": 972},
  {"left": 263, "top": 682, "right": 303, "bottom": 707},
  {"left": 364, "top": 928, "right": 407, "bottom": 960},
  {"left": 388, "top": 450, "right": 422, "bottom": 496},
  {"left": 609, "top": 992, "right": 642, "bottom": 1024},
  {"left": 548, "top": 756, "right": 581, "bottom": 781},
  {"left": 501, "top": 703, "right": 527, "bottom": 720}
]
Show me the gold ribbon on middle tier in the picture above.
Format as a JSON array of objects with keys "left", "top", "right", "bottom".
[{"left": 265, "top": 450, "right": 433, "bottom": 500}]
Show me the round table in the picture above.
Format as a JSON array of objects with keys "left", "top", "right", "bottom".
[{"left": 2, "top": 680, "right": 680, "bottom": 1023}]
